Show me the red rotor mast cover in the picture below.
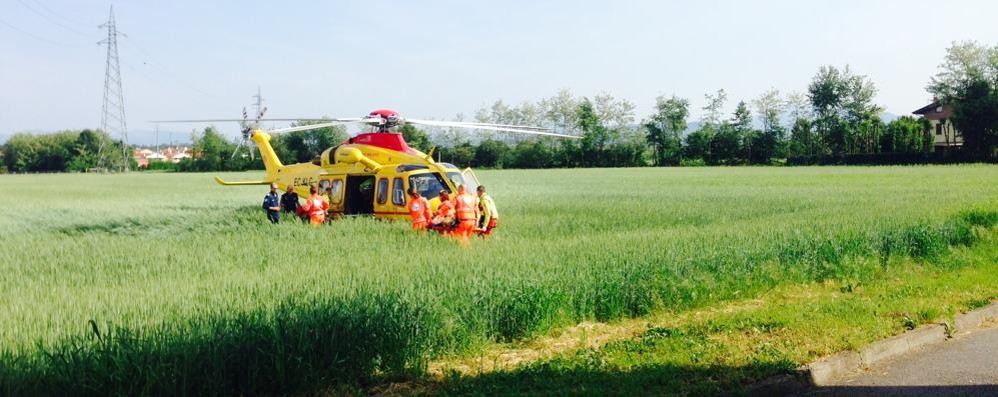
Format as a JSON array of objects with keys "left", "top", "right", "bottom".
[{"left": 345, "top": 109, "right": 420, "bottom": 155}]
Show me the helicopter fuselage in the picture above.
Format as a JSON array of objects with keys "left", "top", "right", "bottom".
[{"left": 232, "top": 130, "right": 478, "bottom": 220}]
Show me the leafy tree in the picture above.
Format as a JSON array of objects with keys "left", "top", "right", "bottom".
[
  {"left": 646, "top": 95, "right": 689, "bottom": 165},
  {"left": 951, "top": 78, "right": 998, "bottom": 159},
  {"left": 185, "top": 127, "right": 232, "bottom": 172},
  {"left": 3, "top": 133, "right": 40, "bottom": 172},
  {"left": 881, "top": 116, "right": 929, "bottom": 153},
  {"left": 701, "top": 89, "right": 728, "bottom": 128},
  {"left": 2, "top": 130, "right": 123, "bottom": 172},
  {"left": 808, "top": 65, "right": 881, "bottom": 156},
  {"left": 749, "top": 127, "right": 779, "bottom": 164},
  {"left": 927, "top": 41, "right": 998, "bottom": 159},
  {"left": 752, "top": 89, "right": 786, "bottom": 133},
  {"left": 554, "top": 138, "right": 582, "bottom": 168},
  {"left": 712, "top": 122, "right": 742, "bottom": 164},
  {"left": 604, "top": 141, "right": 646, "bottom": 167},
  {"left": 474, "top": 99, "right": 512, "bottom": 142},
  {"left": 808, "top": 66, "right": 848, "bottom": 156},
  {"left": 577, "top": 98, "right": 612, "bottom": 166},
  {"left": 399, "top": 124, "right": 432, "bottom": 152},
  {"left": 731, "top": 101, "right": 755, "bottom": 163},
  {"left": 592, "top": 92, "right": 636, "bottom": 131},
  {"left": 507, "top": 140, "right": 554, "bottom": 168},
  {"left": 684, "top": 129, "right": 712, "bottom": 163},
  {"left": 752, "top": 89, "right": 788, "bottom": 161},
  {"left": 927, "top": 40, "right": 998, "bottom": 100},
  {"left": 732, "top": 101, "right": 753, "bottom": 132},
  {"left": 788, "top": 118, "right": 815, "bottom": 158},
  {"left": 276, "top": 120, "right": 349, "bottom": 164},
  {"left": 474, "top": 139, "right": 509, "bottom": 168},
  {"left": 66, "top": 150, "right": 98, "bottom": 173},
  {"left": 443, "top": 142, "right": 475, "bottom": 167},
  {"left": 539, "top": 89, "right": 580, "bottom": 134}
]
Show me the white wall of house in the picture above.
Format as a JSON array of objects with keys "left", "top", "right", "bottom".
[{"left": 926, "top": 119, "right": 963, "bottom": 147}]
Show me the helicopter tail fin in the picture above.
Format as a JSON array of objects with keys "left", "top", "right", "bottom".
[{"left": 250, "top": 130, "right": 284, "bottom": 180}]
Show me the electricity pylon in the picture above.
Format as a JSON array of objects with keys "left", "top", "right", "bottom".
[{"left": 97, "top": 5, "right": 129, "bottom": 171}]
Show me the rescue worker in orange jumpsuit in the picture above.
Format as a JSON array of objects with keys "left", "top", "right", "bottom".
[
  {"left": 453, "top": 184, "right": 480, "bottom": 245},
  {"left": 297, "top": 185, "right": 329, "bottom": 225},
  {"left": 406, "top": 187, "right": 432, "bottom": 231},
  {"left": 430, "top": 190, "right": 456, "bottom": 234}
]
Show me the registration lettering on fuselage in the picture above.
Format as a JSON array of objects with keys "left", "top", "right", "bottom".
[{"left": 292, "top": 176, "right": 317, "bottom": 187}]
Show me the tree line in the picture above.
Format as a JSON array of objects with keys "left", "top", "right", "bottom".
[
  {"left": 0, "top": 129, "right": 134, "bottom": 173},
  {"left": 3, "top": 41, "right": 995, "bottom": 173}
]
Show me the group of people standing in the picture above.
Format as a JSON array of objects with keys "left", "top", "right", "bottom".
[
  {"left": 408, "top": 184, "right": 499, "bottom": 244},
  {"left": 262, "top": 182, "right": 499, "bottom": 243},
  {"left": 262, "top": 184, "right": 328, "bottom": 225}
]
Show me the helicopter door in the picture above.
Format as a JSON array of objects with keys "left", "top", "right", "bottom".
[
  {"left": 461, "top": 168, "right": 480, "bottom": 193},
  {"left": 344, "top": 175, "right": 375, "bottom": 215}
]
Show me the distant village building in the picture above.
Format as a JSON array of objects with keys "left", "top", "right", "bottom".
[
  {"left": 132, "top": 146, "right": 192, "bottom": 168},
  {"left": 912, "top": 100, "right": 963, "bottom": 149},
  {"left": 133, "top": 149, "right": 150, "bottom": 168}
]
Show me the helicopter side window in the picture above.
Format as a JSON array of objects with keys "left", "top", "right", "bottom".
[
  {"left": 330, "top": 179, "right": 343, "bottom": 204},
  {"left": 408, "top": 172, "right": 449, "bottom": 200},
  {"left": 376, "top": 178, "right": 389, "bottom": 205},
  {"left": 392, "top": 178, "right": 405, "bottom": 206}
]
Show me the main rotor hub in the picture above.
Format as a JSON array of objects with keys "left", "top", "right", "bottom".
[{"left": 368, "top": 108, "right": 401, "bottom": 132}]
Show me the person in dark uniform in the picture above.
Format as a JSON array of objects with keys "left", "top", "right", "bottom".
[
  {"left": 280, "top": 185, "right": 299, "bottom": 217},
  {"left": 263, "top": 183, "right": 281, "bottom": 224}
]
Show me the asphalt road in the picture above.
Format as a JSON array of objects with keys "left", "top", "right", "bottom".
[{"left": 799, "top": 324, "right": 998, "bottom": 397}]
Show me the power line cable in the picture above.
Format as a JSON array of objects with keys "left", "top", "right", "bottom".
[
  {"left": 0, "top": 16, "right": 77, "bottom": 47},
  {"left": 28, "top": 0, "right": 88, "bottom": 28},
  {"left": 116, "top": 39, "right": 223, "bottom": 99},
  {"left": 15, "top": 0, "right": 89, "bottom": 37}
]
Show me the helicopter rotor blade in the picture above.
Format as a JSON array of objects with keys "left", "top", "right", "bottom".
[
  {"left": 264, "top": 121, "right": 359, "bottom": 135},
  {"left": 404, "top": 119, "right": 580, "bottom": 139},
  {"left": 360, "top": 115, "right": 385, "bottom": 125},
  {"left": 461, "top": 122, "right": 550, "bottom": 131},
  {"left": 240, "top": 108, "right": 250, "bottom": 137},
  {"left": 254, "top": 107, "right": 268, "bottom": 129},
  {"left": 150, "top": 118, "right": 364, "bottom": 123}
]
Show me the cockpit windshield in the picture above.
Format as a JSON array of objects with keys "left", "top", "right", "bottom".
[
  {"left": 408, "top": 172, "right": 451, "bottom": 200},
  {"left": 446, "top": 172, "right": 466, "bottom": 190}
]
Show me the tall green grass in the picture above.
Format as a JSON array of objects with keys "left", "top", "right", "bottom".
[{"left": 1, "top": 166, "right": 997, "bottom": 395}]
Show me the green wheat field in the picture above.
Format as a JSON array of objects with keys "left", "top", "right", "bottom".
[{"left": 2, "top": 165, "right": 997, "bottom": 395}]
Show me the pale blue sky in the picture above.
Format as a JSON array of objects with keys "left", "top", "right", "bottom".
[{"left": 1, "top": 0, "right": 996, "bottom": 144}]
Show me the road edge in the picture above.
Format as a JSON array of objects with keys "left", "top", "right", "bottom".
[{"left": 745, "top": 300, "right": 998, "bottom": 396}]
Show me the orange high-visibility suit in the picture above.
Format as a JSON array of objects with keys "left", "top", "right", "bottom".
[
  {"left": 298, "top": 193, "right": 329, "bottom": 225},
  {"left": 453, "top": 192, "right": 479, "bottom": 244},
  {"left": 431, "top": 196, "right": 456, "bottom": 234},
  {"left": 407, "top": 196, "right": 432, "bottom": 231}
]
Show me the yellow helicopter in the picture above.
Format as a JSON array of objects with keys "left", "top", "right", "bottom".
[{"left": 160, "top": 109, "right": 579, "bottom": 219}]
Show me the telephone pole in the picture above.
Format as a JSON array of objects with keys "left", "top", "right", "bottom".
[{"left": 97, "top": 5, "right": 129, "bottom": 172}]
